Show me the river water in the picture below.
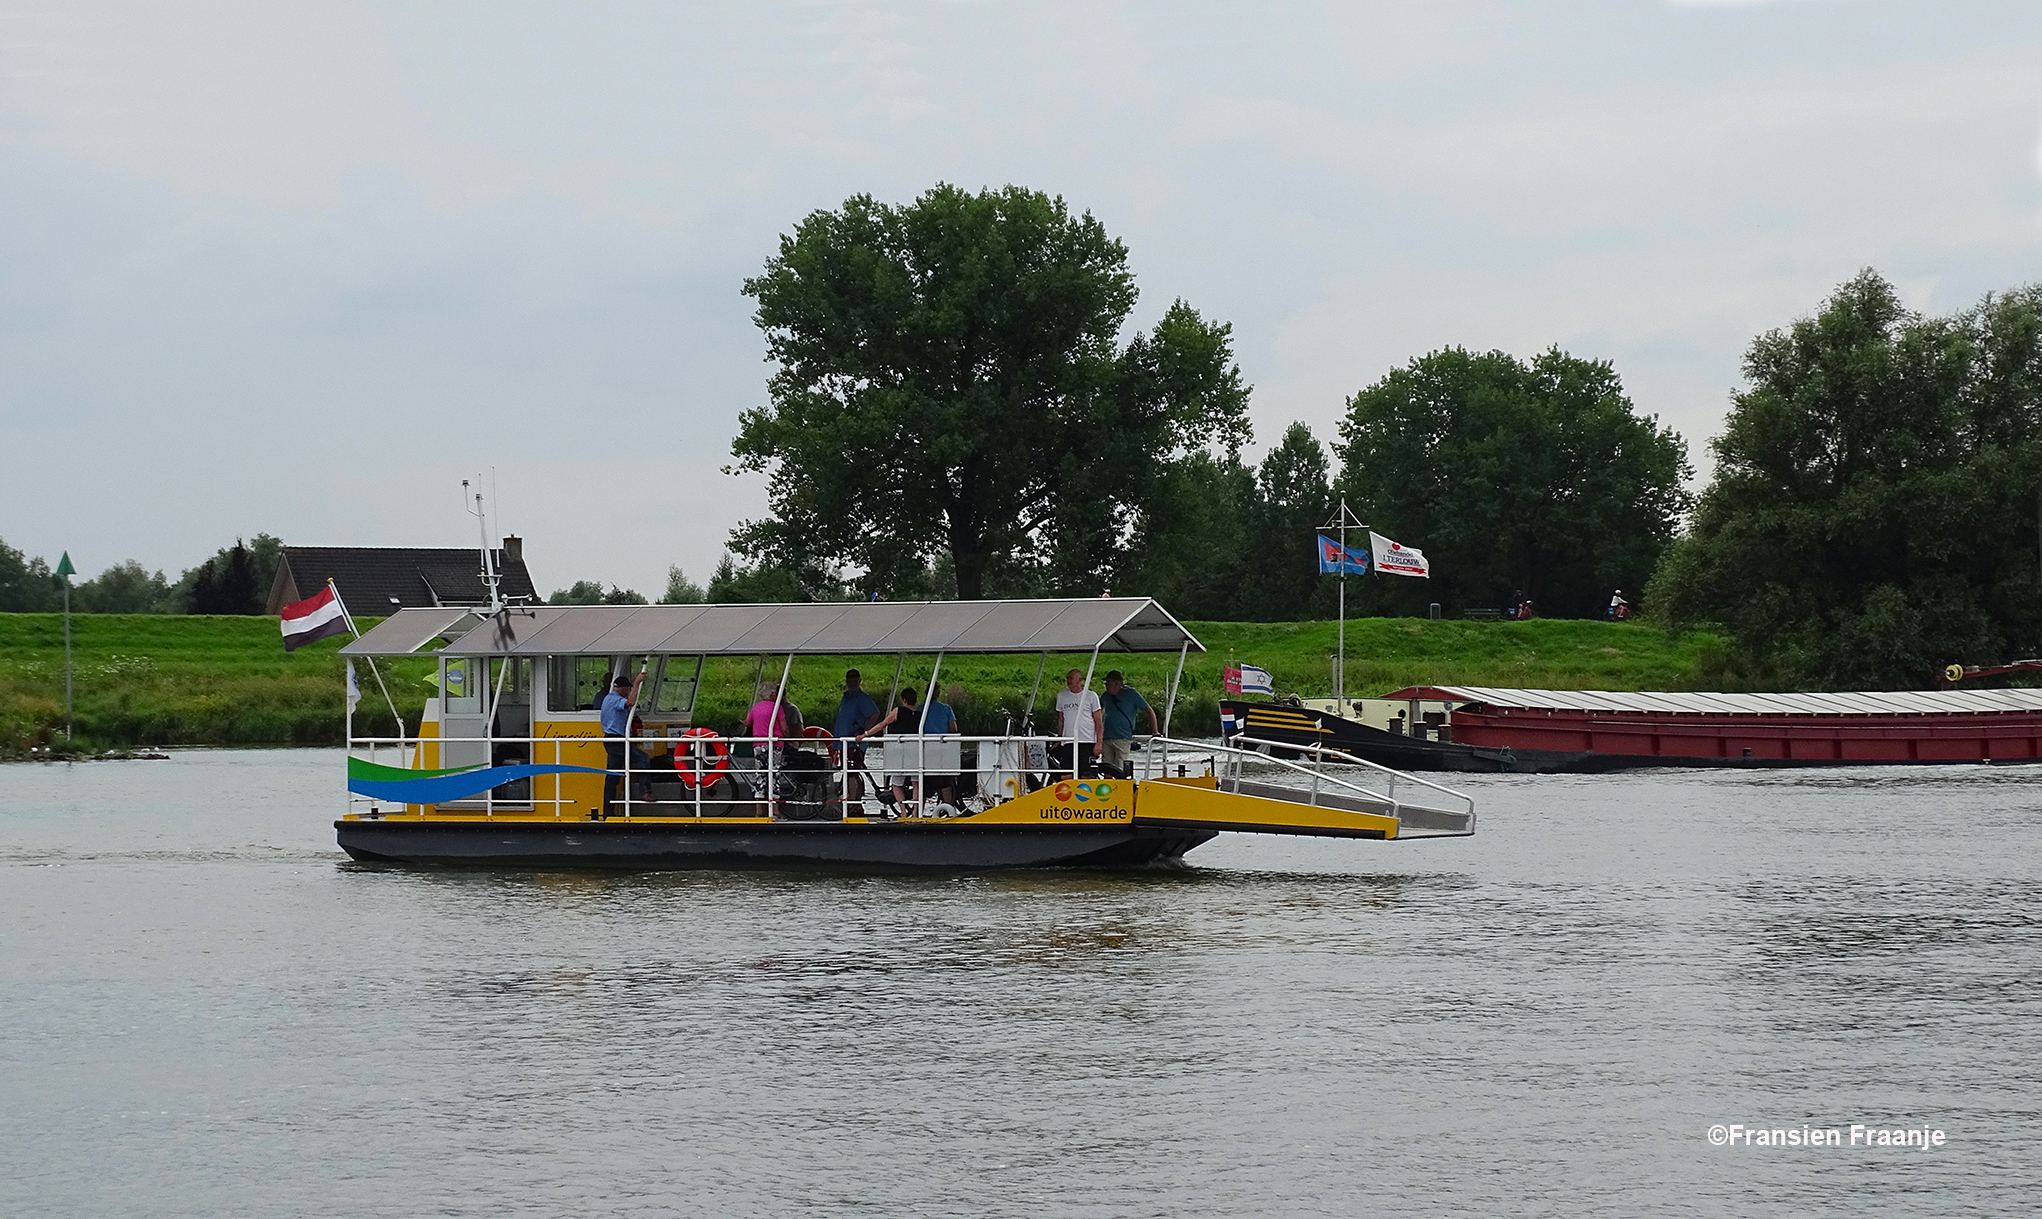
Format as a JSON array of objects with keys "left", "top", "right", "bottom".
[{"left": 1, "top": 749, "right": 2037, "bottom": 1217}]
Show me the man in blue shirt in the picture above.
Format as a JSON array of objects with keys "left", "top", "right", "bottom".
[
  {"left": 1099, "top": 671, "right": 1157, "bottom": 778},
  {"left": 601, "top": 667, "right": 648, "bottom": 817},
  {"left": 832, "top": 669, "right": 881, "bottom": 799},
  {"left": 917, "top": 687, "right": 958, "bottom": 734}
]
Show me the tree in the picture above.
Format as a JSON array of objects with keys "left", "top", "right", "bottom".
[
  {"left": 1116, "top": 451, "right": 1257, "bottom": 619},
  {"left": 1115, "top": 422, "right": 1341, "bottom": 621},
  {"left": 75, "top": 561, "right": 172, "bottom": 613},
  {"left": 661, "top": 565, "right": 706, "bottom": 605},
  {"left": 169, "top": 533, "right": 282, "bottom": 614},
  {"left": 1648, "top": 271, "right": 2042, "bottom": 688},
  {"left": 1337, "top": 348, "right": 1689, "bottom": 618},
  {"left": 731, "top": 183, "right": 1251, "bottom": 600},
  {"left": 1241, "top": 423, "right": 1338, "bottom": 621},
  {"left": 547, "top": 581, "right": 645, "bottom": 606},
  {"left": 0, "top": 537, "right": 61, "bottom": 612},
  {"left": 188, "top": 540, "right": 261, "bottom": 614},
  {"left": 704, "top": 554, "right": 821, "bottom": 603}
]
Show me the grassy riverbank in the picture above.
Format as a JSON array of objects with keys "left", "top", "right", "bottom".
[{"left": 0, "top": 612, "right": 1732, "bottom": 754}]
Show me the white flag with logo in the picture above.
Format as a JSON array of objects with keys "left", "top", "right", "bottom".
[{"left": 1369, "top": 531, "right": 1430, "bottom": 578}]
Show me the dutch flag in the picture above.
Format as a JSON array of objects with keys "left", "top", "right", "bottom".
[{"left": 281, "top": 583, "right": 353, "bottom": 652}]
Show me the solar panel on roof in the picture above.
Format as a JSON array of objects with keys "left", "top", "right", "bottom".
[
  {"left": 587, "top": 606, "right": 711, "bottom": 654},
  {"left": 338, "top": 607, "right": 483, "bottom": 656}
]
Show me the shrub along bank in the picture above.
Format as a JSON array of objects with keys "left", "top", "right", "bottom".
[{"left": 0, "top": 612, "right": 1731, "bottom": 755}]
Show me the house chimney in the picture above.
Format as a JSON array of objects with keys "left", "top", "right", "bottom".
[{"left": 502, "top": 535, "right": 523, "bottom": 566}]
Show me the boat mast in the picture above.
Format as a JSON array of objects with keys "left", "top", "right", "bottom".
[{"left": 464, "top": 479, "right": 503, "bottom": 615}]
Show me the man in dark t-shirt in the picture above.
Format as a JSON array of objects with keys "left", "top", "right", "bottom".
[{"left": 1099, "top": 670, "right": 1158, "bottom": 778}]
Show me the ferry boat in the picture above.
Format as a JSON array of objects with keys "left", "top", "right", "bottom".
[
  {"left": 1224, "top": 684, "right": 2042, "bottom": 772},
  {"left": 336, "top": 597, "right": 1475, "bottom": 869}
]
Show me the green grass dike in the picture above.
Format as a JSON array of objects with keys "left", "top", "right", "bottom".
[{"left": 0, "top": 612, "right": 1733, "bottom": 756}]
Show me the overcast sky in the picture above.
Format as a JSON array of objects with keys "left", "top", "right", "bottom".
[{"left": 4, "top": 0, "right": 2040, "bottom": 598}]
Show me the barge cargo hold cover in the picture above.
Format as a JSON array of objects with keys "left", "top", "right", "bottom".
[{"left": 1393, "top": 685, "right": 2042, "bottom": 767}]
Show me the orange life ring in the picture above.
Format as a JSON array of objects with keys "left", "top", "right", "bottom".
[
  {"left": 801, "top": 724, "right": 838, "bottom": 764},
  {"left": 674, "top": 727, "right": 730, "bottom": 788}
]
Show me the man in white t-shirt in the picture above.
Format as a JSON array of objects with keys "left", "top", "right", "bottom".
[{"left": 1052, "top": 668, "right": 1104, "bottom": 780}]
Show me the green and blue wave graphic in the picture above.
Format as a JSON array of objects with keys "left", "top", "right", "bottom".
[{"left": 347, "top": 756, "right": 608, "bottom": 804}]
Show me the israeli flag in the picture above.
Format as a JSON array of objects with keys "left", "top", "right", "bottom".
[{"left": 1239, "top": 664, "right": 1274, "bottom": 696}]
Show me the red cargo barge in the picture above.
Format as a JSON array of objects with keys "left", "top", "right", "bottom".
[
  {"left": 1223, "top": 687, "right": 2042, "bottom": 773},
  {"left": 1397, "top": 686, "right": 2042, "bottom": 769}
]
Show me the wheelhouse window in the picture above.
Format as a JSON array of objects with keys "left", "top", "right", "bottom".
[
  {"left": 652, "top": 656, "right": 702, "bottom": 716},
  {"left": 546, "top": 656, "right": 616, "bottom": 713},
  {"left": 443, "top": 658, "right": 480, "bottom": 715}
]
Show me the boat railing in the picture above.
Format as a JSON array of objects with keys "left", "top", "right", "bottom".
[
  {"left": 343, "top": 728, "right": 1473, "bottom": 836},
  {"left": 346, "top": 730, "right": 1121, "bottom": 823},
  {"left": 1137, "top": 734, "right": 1475, "bottom": 835}
]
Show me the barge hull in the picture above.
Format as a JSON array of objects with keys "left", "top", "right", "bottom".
[
  {"left": 336, "top": 818, "right": 1218, "bottom": 871},
  {"left": 1228, "top": 691, "right": 2042, "bottom": 773}
]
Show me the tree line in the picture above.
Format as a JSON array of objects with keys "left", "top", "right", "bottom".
[
  {"left": 719, "top": 182, "right": 1688, "bottom": 622},
  {"left": 721, "top": 184, "right": 2042, "bottom": 687},
  {"left": 0, "top": 535, "right": 282, "bottom": 615}
]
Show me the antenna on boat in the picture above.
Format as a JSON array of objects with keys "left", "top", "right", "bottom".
[{"left": 464, "top": 478, "right": 504, "bottom": 615}]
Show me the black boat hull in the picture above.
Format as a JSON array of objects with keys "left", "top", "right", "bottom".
[{"left": 336, "top": 818, "right": 1218, "bottom": 871}]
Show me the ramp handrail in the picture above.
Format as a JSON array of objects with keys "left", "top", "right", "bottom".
[
  {"left": 1139, "top": 734, "right": 1471, "bottom": 823},
  {"left": 1228, "top": 734, "right": 1476, "bottom": 822}
]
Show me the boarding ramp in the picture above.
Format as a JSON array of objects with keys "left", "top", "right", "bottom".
[{"left": 1131, "top": 736, "right": 1475, "bottom": 840}]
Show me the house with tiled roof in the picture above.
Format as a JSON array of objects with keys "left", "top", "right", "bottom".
[{"left": 264, "top": 537, "right": 538, "bottom": 615}]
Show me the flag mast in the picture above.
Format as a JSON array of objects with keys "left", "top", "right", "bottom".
[{"left": 1321, "top": 498, "right": 1366, "bottom": 710}]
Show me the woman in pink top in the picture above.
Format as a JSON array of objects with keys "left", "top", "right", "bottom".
[{"left": 744, "top": 683, "right": 791, "bottom": 755}]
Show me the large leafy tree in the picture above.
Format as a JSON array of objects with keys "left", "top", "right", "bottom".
[
  {"left": 731, "top": 184, "right": 1251, "bottom": 600},
  {"left": 1649, "top": 271, "right": 2042, "bottom": 688},
  {"left": 1337, "top": 348, "right": 1689, "bottom": 618}
]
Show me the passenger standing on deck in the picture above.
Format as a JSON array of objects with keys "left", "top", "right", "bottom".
[
  {"left": 833, "top": 669, "right": 881, "bottom": 796},
  {"left": 601, "top": 667, "right": 649, "bottom": 817},
  {"left": 1098, "top": 671, "right": 1158, "bottom": 778},
  {"left": 855, "top": 686, "right": 931, "bottom": 810},
  {"left": 1052, "top": 668, "right": 1103, "bottom": 779},
  {"left": 745, "top": 682, "right": 793, "bottom": 769}
]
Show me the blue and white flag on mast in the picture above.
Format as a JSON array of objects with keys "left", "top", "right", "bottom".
[{"left": 1317, "top": 534, "right": 1370, "bottom": 575}]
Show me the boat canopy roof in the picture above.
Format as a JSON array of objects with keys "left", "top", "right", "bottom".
[
  {"left": 334, "top": 607, "right": 480, "bottom": 657},
  {"left": 1385, "top": 685, "right": 2042, "bottom": 716},
  {"left": 341, "top": 597, "right": 1203, "bottom": 659}
]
